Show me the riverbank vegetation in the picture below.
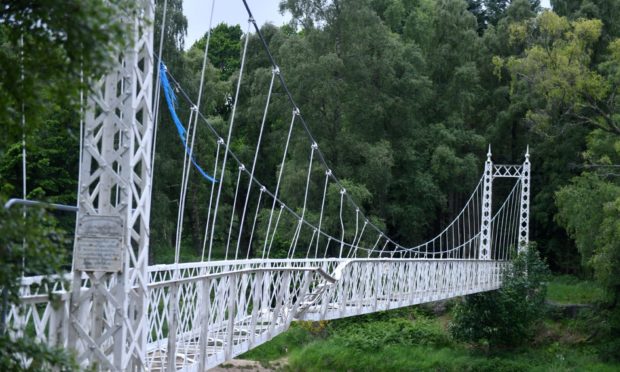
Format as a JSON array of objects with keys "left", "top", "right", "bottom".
[{"left": 241, "top": 272, "right": 619, "bottom": 371}]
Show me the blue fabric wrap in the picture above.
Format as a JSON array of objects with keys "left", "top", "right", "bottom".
[{"left": 160, "top": 62, "right": 217, "bottom": 183}]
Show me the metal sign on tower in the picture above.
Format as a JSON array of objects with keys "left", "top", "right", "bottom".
[{"left": 68, "top": 0, "right": 154, "bottom": 369}]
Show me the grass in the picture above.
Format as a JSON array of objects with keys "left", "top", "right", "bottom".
[
  {"left": 239, "top": 323, "right": 315, "bottom": 363},
  {"left": 286, "top": 342, "right": 619, "bottom": 372},
  {"left": 236, "top": 276, "right": 620, "bottom": 371},
  {"left": 546, "top": 275, "right": 607, "bottom": 304},
  {"left": 280, "top": 310, "right": 620, "bottom": 372}
]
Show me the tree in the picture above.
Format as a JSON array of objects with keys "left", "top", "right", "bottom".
[
  {"left": 0, "top": 0, "right": 131, "bottom": 147},
  {"left": 0, "top": 1, "right": 134, "bottom": 369},
  {"left": 0, "top": 207, "right": 75, "bottom": 370},
  {"left": 502, "top": 13, "right": 609, "bottom": 137},
  {"left": 556, "top": 173, "right": 620, "bottom": 302},
  {"left": 274, "top": 0, "right": 492, "bottom": 247},
  {"left": 499, "top": 9, "right": 620, "bottom": 271},
  {"left": 552, "top": 0, "right": 620, "bottom": 42},
  {"left": 485, "top": 0, "right": 510, "bottom": 27},
  {"left": 449, "top": 246, "right": 550, "bottom": 348},
  {"left": 190, "top": 23, "right": 242, "bottom": 80},
  {"left": 467, "top": 0, "right": 487, "bottom": 34},
  {"left": 552, "top": 38, "right": 620, "bottom": 303}
]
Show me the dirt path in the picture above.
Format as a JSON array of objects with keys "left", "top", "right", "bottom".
[{"left": 210, "top": 357, "right": 288, "bottom": 371}]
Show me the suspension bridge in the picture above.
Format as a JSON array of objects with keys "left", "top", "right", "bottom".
[{"left": 6, "top": 1, "right": 531, "bottom": 370}]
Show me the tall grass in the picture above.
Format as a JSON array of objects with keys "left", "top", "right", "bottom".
[{"left": 546, "top": 275, "right": 607, "bottom": 304}]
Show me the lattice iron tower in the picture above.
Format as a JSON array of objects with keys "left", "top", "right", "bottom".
[
  {"left": 68, "top": 1, "right": 154, "bottom": 369},
  {"left": 479, "top": 146, "right": 531, "bottom": 259},
  {"left": 479, "top": 146, "right": 493, "bottom": 259}
]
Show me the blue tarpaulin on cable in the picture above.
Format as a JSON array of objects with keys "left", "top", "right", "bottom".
[{"left": 159, "top": 62, "right": 217, "bottom": 183}]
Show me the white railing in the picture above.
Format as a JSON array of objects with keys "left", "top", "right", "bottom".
[{"left": 9, "top": 258, "right": 509, "bottom": 371}]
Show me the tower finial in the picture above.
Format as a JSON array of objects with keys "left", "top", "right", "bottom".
[
  {"left": 486, "top": 144, "right": 492, "bottom": 161},
  {"left": 525, "top": 145, "right": 530, "bottom": 163}
]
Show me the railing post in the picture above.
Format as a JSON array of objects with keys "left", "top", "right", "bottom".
[
  {"left": 479, "top": 146, "right": 493, "bottom": 260},
  {"left": 225, "top": 274, "right": 238, "bottom": 361},
  {"left": 166, "top": 283, "right": 179, "bottom": 372},
  {"left": 289, "top": 271, "right": 311, "bottom": 324},
  {"left": 198, "top": 278, "right": 212, "bottom": 371},
  {"left": 248, "top": 272, "right": 263, "bottom": 348},
  {"left": 518, "top": 147, "right": 531, "bottom": 252}
]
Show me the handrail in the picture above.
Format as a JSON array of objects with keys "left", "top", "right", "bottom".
[
  {"left": 3, "top": 198, "right": 78, "bottom": 212},
  {"left": 147, "top": 266, "right": 337, "bottom": 289},
  {"left": 148, "top": 256, "right": 505, "bottom": 271},
  {"left": 147, "top": 258, "right": 509, "bottom": 289}
]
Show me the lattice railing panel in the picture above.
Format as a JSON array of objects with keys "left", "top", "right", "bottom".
[
  {"left": 139, "top": 258, "right": 510, "bottom": 370},
  {"left": 14, "top": 258, "right": 509, "bottom": 371}
]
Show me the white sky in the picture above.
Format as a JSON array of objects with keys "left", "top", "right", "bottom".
[
  {"left": 183, "top": 0, "right": 290, "bottom": 49},
  {"left": 183, "top": 0, "right": 552, "bottom": 49}
]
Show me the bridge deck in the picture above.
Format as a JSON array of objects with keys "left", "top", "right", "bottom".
[{"left": 11, "top": 258, "right": 508, "bottom": 371}]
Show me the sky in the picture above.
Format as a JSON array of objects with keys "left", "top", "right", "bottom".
[
  {"left": 183, "top": 0, "right": 552, "bottom": 49},
  {"left": 183, "top": 0, "right": 290, "bottom": 49}
]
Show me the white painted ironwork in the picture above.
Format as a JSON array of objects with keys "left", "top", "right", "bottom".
[
  {"left": 479, "top": 146, "right": 493, "bottom": 260},
  {"left": 518, "top": 147, "right": 531, "bottom": 251},
  {"left": 7, "top": 1, "right": 534, "bottom": 371},
  {"left": 493, "top": 164, "right": 523, "bottom": 178},
  {"left": 143, "top": 258, "right": 508, "bottom": 370},
  {"left": 67, "top": 0, "right": 155, "bottom": 369},
  {"left": 10, "top": 256, "right": 510, "bottom": 370}
]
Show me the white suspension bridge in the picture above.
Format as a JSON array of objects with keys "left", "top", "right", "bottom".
[{"left": 5, "top": 1, "right": 531, "bottom": 370}]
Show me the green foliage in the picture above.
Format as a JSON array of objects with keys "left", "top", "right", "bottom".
[
  {"left": 283, "top": 309, "right": 620, "bottom": 371},
  {"left": 555, "top": 172, "right": 620, "bottom": 359},
  {"left": 449, "top": 247, "right": 550, "bottom": 348},
  {"left": 0, "top": 203, "right": 75, "bottom": 370},
  {"left": 556, "top": 174, "right": 620, "bottom": 287},
  {"left": 284, "top": 311, "right": 455, "bottom": 371},
  {"left": 0, "top": 335, "right": 76, "bottom": 371},
  {"left": 503, "top": 12, "right": 607, "bottom": 137},
  {"left": 0, "top": 205, "right": 69, "bottom": 311},
  {"left": 287, "top": 342, "right": 620, "bottom": 372},
  {"left": 0, "top": 0, "right": 133, "bottom": 147},
  {"left": 492, "top": 5, "right": 620, "bottom": 275},
  {"left": 547, "top": 275, "right": 608, "bottom": 304},
  {"left": 552, "top": 0, "right": 620, "bottom": 41},
  {"left": 189, "top": 23, "right": 242, "bottom": 79},
  {"left": 240, "top": 323, "right": 314, "bottom": 362},
  {"left": 239, "top": 279, "right": 620, "bottom": 371},
  {"left": 337, "top": 316, "right": 450, "bottom": 350},
  {"left": 0, "top": 1, "right": 136, "bottom": 369}
]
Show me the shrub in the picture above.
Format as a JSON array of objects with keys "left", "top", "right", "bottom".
[{"left": 449, "top": 245, "right": 550, "bottom": 348}]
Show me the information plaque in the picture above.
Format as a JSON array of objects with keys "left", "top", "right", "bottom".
[{"left": 75, "top": 215, "right": 124, "bottom": 272}]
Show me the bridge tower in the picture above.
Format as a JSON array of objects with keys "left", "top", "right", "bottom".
[
  {"left": 68, "top": 1, "right": 155, "bottom": 370},
  {"left": 479, "top": 146, "right": 531, "bottom": 259},
  {"left": 518, "top": 147, "right": 530, "bottom": 251},
  {"left": 479, "top": 146, "right": 493, "bottom": 260}
]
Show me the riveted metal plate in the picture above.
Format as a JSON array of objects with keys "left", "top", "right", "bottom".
[{"left": 75, "top": 215, "right": 124, "bottom": 272}]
